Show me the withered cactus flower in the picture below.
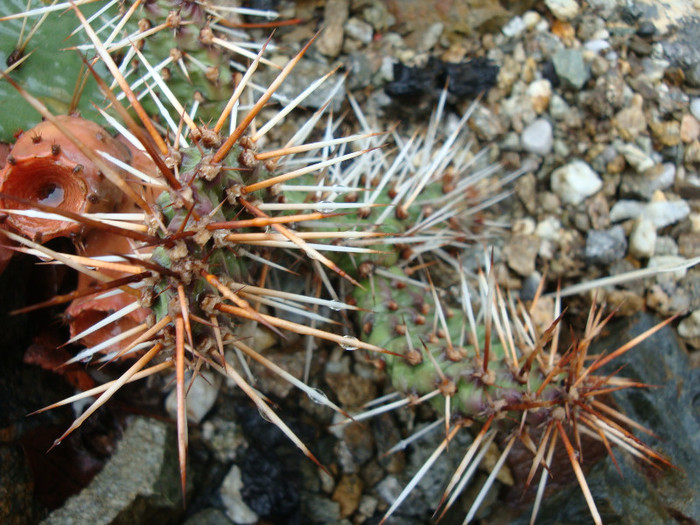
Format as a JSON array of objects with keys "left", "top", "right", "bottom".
[{"left": 0, "top": 115, "right": 133, "bottom": 242}]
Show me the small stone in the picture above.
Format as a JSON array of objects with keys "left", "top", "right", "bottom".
[
  {"left": 552, "top": 49, "right": 589, "bottom": 89},
  {"left": 648, "top": 255, "right": 689, "bottom": 282},
  {"left": 678, "top": 310, "right": 700, "bottom": 338},
  {"left": 585, "top": 226, "right": 627, "bottom": 264},
  {"left": 613, "top": 94, "right": 647, "bottom": 141},
  {"left": 332, "top": 475, "right": 364, "bottom": 518},
  {"left": 502, "top": 16, "right": 526, "bottom": 38},
  {"left": 317, "top": 0, "right": 349, "bottom": 58},
  {"left": 617, "top": 143, "right": 655, "bottom": 173},
  {"left": 679, "top": 232, "right": 700, "bottom": 257},
  {"left": 551, "top": 160, "right": 602, "bottom": 205},
  {"left": 165, "top": 370, "right": 221, "bottom": 424},
  {"left": 324, "top": 371, "right": 377, "bottom": 407},
  {"left": 610, "top": 199, "right": 690, "bottom": 229},
  {"left": 629, "top": 218, "right": 656, "bottom": 258},
  {"left": 647, "top": 200, "right": 691, "bottom": 229},
  {"left": 545, "top": 0, "right": 580, "bottom": 20},
  {"left": 521, "top": 118, "right": 553, "bottom": 155},
  {"left": 523, "top": 11, "right": 541, "bottom": 29},
  {"left": 690, "top": 98, "right": 700, "bottom": 121},
  {"left": 681, "top": 114, "right": 700, "bottom": 143},
  {"left": 421, "top": 24, "right": 445, "bottom": 52},
  {"left": 528, "top": 79, "right": 552, "bottom": 114},
  {"left": 220, "top": 466, "right": 258, "bottom": 525},
  {"left": 344, "top": 17, "right": 373, "bottom": 44},
  {"left": 503, "top": 234, "right": 540, "bottom": 276},
  {"left": 649, "top": 119, "right": 681, "bottom": 147}
]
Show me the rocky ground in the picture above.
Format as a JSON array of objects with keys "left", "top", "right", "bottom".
[{"left": 2, "top": 0, "right": 700, "bottom": 524}]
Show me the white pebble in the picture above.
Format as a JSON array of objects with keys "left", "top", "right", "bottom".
[
  {"left": 584, "top": 39, "right": 610, "bottom": 53},
  {"left": 220, "top": 465, "right": 259, "bottom": 524},
  {"left": 646, "top": 200, "right": 690, "bottom": 229},
  {"left": 629, "top": 218, "right": 656, "bottom": 258},
  {"left": 522, "top": 11, "right": 541, "bottom": 30},
  {"left": 545, "top": 0, "right": 580, "bottom": 20},
  {"left": 521, "top": 118, "right": 553, "bottom": 155},
  {"left": 502, "top": 16, "right": 526, "bottom": 37},
  {"left": 691, "top": 98, "right": 700, "bottom": 121},
  {"left": 551, "top": 160, "right": 602, "bottom": 205},
  {"left": 610, "top": 199, "right": 690, "bottom": 229}
]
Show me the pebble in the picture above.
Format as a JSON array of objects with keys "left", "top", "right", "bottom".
[
  {"left": 545, "top": 0, "right": 580, "bottom": 21},
  {"left": 522, "top": 11, "right": 541, "bottom": 30},
  {"left": 648, "top": 255, "right": 689, "bottom": 282},
  {"left": 613, "top": 94, "right": 647, "bottom": 140},
  {"left": 219, "top": 466, "right": 259, "bottom": 525},
  {"left": 503, "top": 234, "right": 540, "bottom": 276},
  {"left": 345, "top": 17, "right": 374, "bottom": 44},
  {"left": 620, "top": 163, "right": 676, "bottom": 200},
  {"left": 629, "top": 217, "right": 656, "bottom": 258},
  {"left": 610, "top": 199, "right": 690, "bottom": 229},
  {"left": 502, "top": 16, "right": 526, "bottom": 38},
  {"left": 691, "top": 98, "right": 700, "bottom": 121},
  {"left": 527, "top": 79, "right": 552, "bottom": 113},
  {"left": 552, "top": 49, "right": 589, "bottom": 89},
  {"left": 551, "top": 160, "right": 602, "bottom": 205},
  {"left": 521, "top": 118, "right": 553, "bottom": 155},
  {"left": 585, "top": 226, "right": 627, "bottom": 264},
  {"left": 681, "top": 114, "right": 700, "bottom": 143},
  {"left": 678, "top": 309, "right": 700, "bottom": 339},
  {"left": 331, "top": 474, "right": 364, "bottom": 518},
  {"left": 165, "top": 370, "right": 221, "bottom": 424},
  {"left": 617, "top": 142, "right": 655, "bottom": 173},
  {"left": 317, "top": 0, "right": 349, "bottom": 58}
]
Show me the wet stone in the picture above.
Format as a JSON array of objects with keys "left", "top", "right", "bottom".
[{"left": 585, "top": 225, "right": 627, "bottom": 264}]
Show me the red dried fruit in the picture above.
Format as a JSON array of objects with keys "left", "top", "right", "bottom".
[{"left": 0, "top": 115, "right": 133, "bottom": 242}]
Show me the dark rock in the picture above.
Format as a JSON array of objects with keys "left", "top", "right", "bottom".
[{"left": 385, "top": 57, "right": 499, "bottom": 105}]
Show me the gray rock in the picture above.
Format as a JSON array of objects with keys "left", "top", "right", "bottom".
[
  {"left": 41, "top": 417, "right": 183, "bottom": 525},
  {"left": 585, "top": 225, "right": 627, "bottom": 264},
  {"left": 521, "top": 118, "right": 553, "bottom": 156},
  {"left": 259, "top": 60, "right": 345, "bottom": 112},
  {"left": 344, "top": 17, "right": 374, "bottom": 44},
  {"left": 620, "top": 163, "right": 675, "bottom": 200},
  {"left": 301, "top": 493, "right": 341, "bottom": 524},
  {"left": 552, "top": 49, "right": 589, "bottom": 89}
]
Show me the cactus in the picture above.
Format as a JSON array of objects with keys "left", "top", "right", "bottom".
[{"left": 0, "top": 2, "right": 675, "bottom": 525}]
